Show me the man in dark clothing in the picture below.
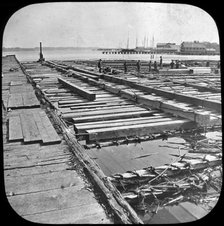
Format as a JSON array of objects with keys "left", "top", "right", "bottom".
[
  {"left": 149, "top": 60, "right": 152, "bottom": 72},
  {"left": 159, "top": 56, "right": 163, "bottom": 69},
  {"left": 206, "top": 61, "right": 210, "bottom": 67},
  {"left": 154, "top": 61, "right": 158, "bottom": 72},
  {"left": 175, "top": 60, "right": 179, "bottom": 69},
  {"left": 170, "top": 60, "right": 175, "bottom": 69},
  {"left": 137, "top": 60, "right": 141, "bottom": 73},
  {"left": 98, "top": 59, "right": 102, "bottom": 73},
  {"left": 124, "top": 61, "right": 127, "bottom": 73}
]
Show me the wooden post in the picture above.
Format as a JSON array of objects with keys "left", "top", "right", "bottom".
[{"left": 38, "top": 42, "right": 45, "bottom": 62}]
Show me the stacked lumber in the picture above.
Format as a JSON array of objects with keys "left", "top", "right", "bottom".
[
  {"left": 189, "top": 67, "right": 212, "bottom": 74},
  {"left": 38, "top": 61, "right": 221, "bottom": 143},
  {"left": 2, "top": 56, "right": 41, "bottom": 110},
  {"left": 8, "top": 109, "right": 61, "bottom": 144}
]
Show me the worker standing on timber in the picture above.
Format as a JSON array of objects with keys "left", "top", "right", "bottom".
[
  {"left": 154, "top": 61, "right": 158, "bottom": 72},
  {"left": 206, "top": 61, "right": 210, "bottom": 67},
  {"left": 124, "top": 61, "right": 127, "bottom": 73},
  {"left": 170, "top": 60, "right": 175, "bottom": 69},
  {"left": 159, "top": 56, "right": 163, "bottom": 69},
  {"left": 175, "top": 60, "right": 179, "bottom": 69},
  {"left": 137, "top": 60, "right": 141, "bottom": 73},
  {"left": 98, "top": 59, "right": 102, "bottom": 73},
  {"left": 149, "top": 60, "right": 152, "bottom": 72}
]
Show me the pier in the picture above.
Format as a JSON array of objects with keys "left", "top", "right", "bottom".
[
  {"left": 2, "top": 55, "right": 113, "bottom": 224},
  {"left": 3, "top": 55, "right": 222, "bottom": 224}
]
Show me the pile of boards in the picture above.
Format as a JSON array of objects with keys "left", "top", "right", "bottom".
[
  {"left": 8, "top": 108, "right": 61, "bottom": 144},
  {"left": 2, "top": 55, "right": 61, "bottom": 145}
]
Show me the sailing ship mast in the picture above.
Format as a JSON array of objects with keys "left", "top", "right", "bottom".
[{"left": 127, "top": 34, "right": 129, "bottom": 49}]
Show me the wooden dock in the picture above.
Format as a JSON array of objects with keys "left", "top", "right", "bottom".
[
  {"left": 3, "top": 55, "right": 222, "bottom": 224},
  {"left": 2, "top": 55, "right": 112, "bottom": 224}
]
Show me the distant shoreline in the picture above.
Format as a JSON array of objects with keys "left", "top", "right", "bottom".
[{"left": 2, "top": 47, "right": 99, "bottom": 51}]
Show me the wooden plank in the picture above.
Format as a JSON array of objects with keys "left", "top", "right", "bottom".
[
  {"left": 10, "top": 81, "right": 23, "bottom": 86},
  {"left": 71, "top": 110, "right": 159, "bottom": 123},
  {"left": 19, "top": 112, "right": 42, "bottom": 143},
  {"left": 22, "top": 92, "right": 40, "bottom": 107},
  {"left": 87, "top": 119, "right": 196, "bottom": 140},
  {"left": 38, "top": 111, "right": 61, "bottom": 144},
  {"left": 64, "top": 106, "right": 146, "bottom": 118},
  {"left": 10, "top": 85, "right": 33, "bottom": 93},
  {"left": 5, "top": 170, "right": 84, "bottom": 195},
  {"left": 32, "top": 111, "right": 53, "bottom": 144},
  {"left": 68, "top": 104, "right": 136, "bottom": 113},
  {"left": 69, "top": 101, "right": 131, "bottom": 110},
  {"left": 4, "top": 143, "right": 67, "bottom": 169},
  {"left": 68, "top": 67, "right": 102, "bottom": 77},
  {"left": 75, "top": 115, "right": 171, "bottom": 132},
  {"left": 7, "top": 93, "right": 23, "bottom": 108},
  {"left": 8, "top": 116, "right": 23, "bottom": 141},
  {"left": 23, "top": 202, "right": 110, "bottom": 224},
  {"left": 59, "top": 99, "right": 131, "bottom": 108},
  {"left": 74, "top": 113, "right": 166, "bottom": 126},
  {"left": 7, "top": 186, "right": 100, "bottom": 216},
  {"left": 61, "top": 104, "right": 135, "bottom": 114},
  {"left": 58, "top": 96, "right": 121, "bottom": 105},
  {"left": 58, "top": 77, "right": 96, "bottom": 101}
]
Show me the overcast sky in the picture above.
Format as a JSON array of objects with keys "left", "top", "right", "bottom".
[{"left": 3, "top": 2, "right": 219, "bottom": 48}]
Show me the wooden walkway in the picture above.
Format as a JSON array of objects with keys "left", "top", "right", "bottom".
[
  {"left": 3, "top": 56, "right": 219, "bottom": 224},
  {"left": 2, "top": 55, "right": 112, "bottom": 224},
  {"left": 4, "top": 142, "right": 111, "bottom": 224}
]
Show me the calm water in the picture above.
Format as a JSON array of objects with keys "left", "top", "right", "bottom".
[{"left": 2, "top": 49, "right": 220, "bottom": 63}]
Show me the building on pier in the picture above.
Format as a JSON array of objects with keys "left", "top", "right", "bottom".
[
  {"left": 156, "top": 43, "right": 180, "bottom": 54},
  {"left": 180, "top": 41, "right": 206, "bottom": 55}
]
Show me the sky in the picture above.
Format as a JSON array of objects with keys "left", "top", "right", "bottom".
[{"left": 3, "top": 2, "right": 220, "bottom": 48}]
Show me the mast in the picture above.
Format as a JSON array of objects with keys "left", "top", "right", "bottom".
[
  {"left": 127, "top": 34, "right": 129, "bottom": 49},
  {"left": 152, "top": 35, "right": 155, "bottom": 48}
]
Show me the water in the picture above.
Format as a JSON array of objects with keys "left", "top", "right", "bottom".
[{"left": 2, "top": 48, "right": 220, "bottom": 62}]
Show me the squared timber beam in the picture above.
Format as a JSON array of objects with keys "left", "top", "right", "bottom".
[{"left": 58, "top": 77, "right": 96, "bottom": 101}]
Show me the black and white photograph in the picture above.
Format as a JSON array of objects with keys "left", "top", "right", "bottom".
[{"left": 2, "top": 2, "right": 222, "bottom": 224}]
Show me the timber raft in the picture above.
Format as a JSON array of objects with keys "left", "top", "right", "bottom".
[{"left": 2, "top": 55, "right": 222, "bottom": 224}]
